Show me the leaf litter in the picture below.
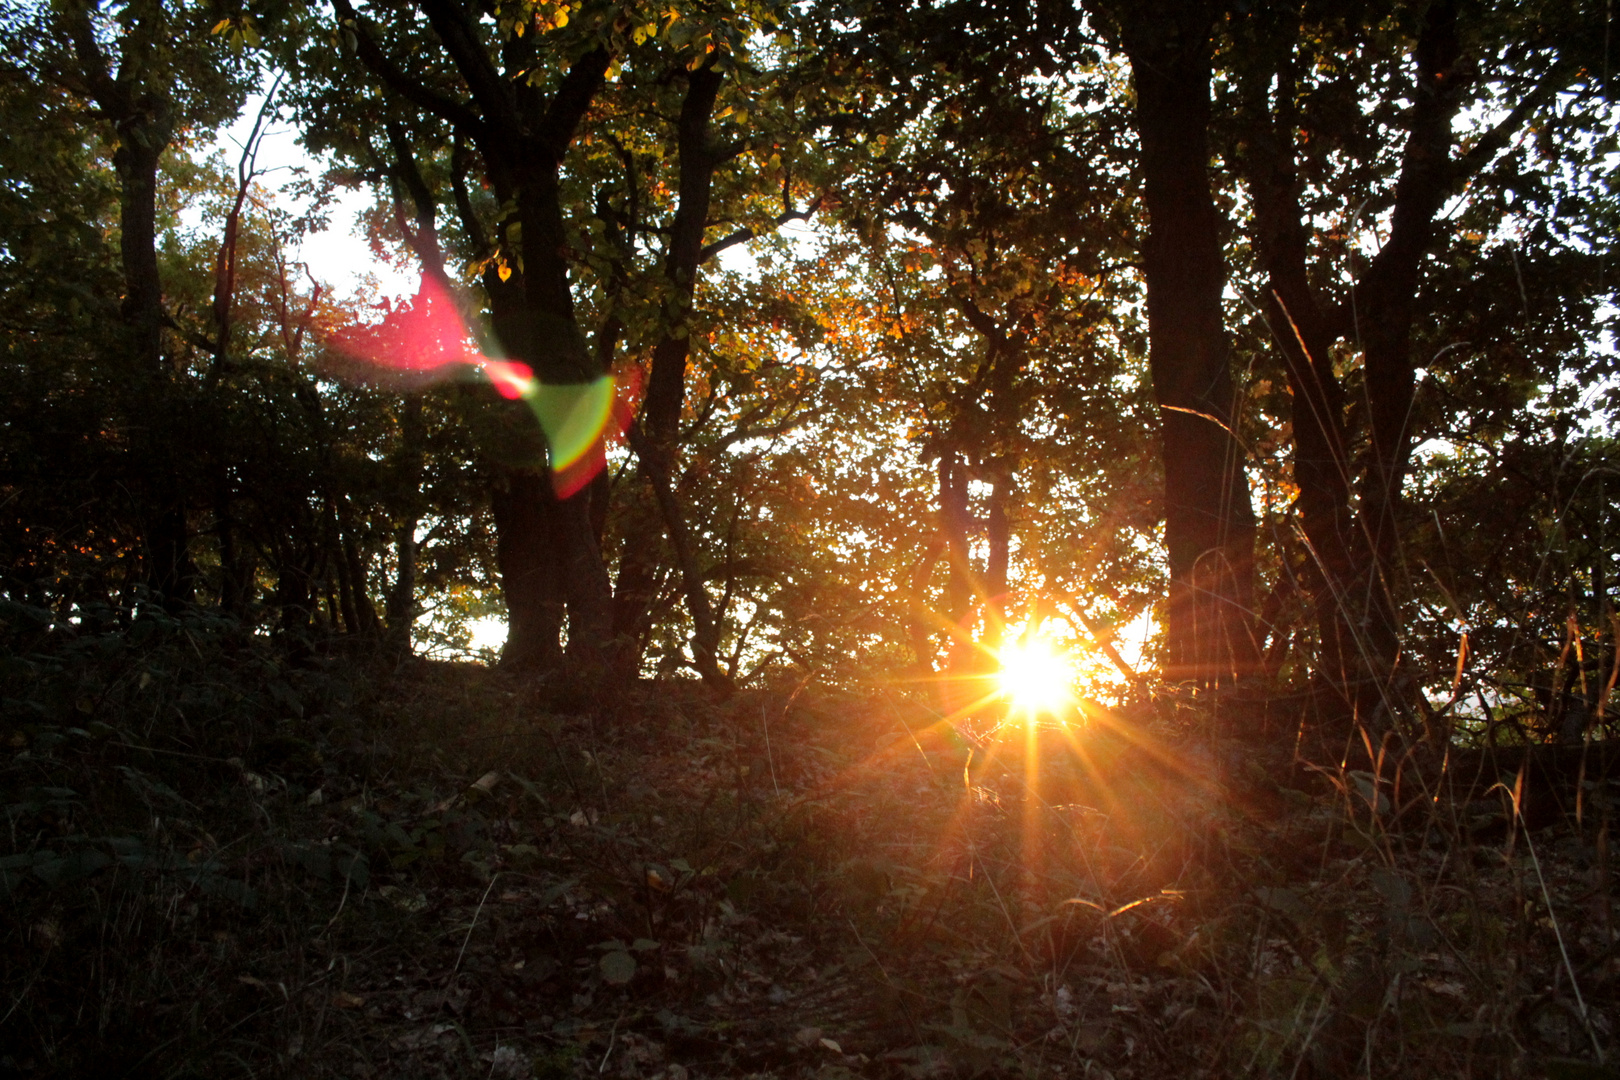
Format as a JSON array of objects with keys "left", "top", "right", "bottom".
[{"left": 1, "top": 635, "right": 1617, "bottom": 1078}]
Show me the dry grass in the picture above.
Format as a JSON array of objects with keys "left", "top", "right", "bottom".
[{"left": 1, "top": 611, "right": 1616, "bottom": 1078}]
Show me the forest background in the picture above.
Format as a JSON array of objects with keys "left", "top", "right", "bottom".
[{"left": 4, "top": 0, "right": 1620, "bottom": 1076}]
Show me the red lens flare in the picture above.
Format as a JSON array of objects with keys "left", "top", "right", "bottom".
[{"left": 323, "top": 275, "right": 630, "bottom": 496}]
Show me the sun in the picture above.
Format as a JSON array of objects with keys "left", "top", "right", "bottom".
[{"left": 996, "top": 635, "right": 1078, "bottom": 717}]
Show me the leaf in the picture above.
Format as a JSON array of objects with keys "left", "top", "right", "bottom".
[{"left": 599, "top": 950, "right": 636, "bottom": 985}]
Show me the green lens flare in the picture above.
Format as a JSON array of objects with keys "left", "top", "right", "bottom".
[{"left": 527, "top": 376, "right": 616, "bottom": 471}]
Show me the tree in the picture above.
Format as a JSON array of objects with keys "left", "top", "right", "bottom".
[
  {"left": 1083, "top": 0, "right": 1259, "bottom": 686},
  {"left": 20, "top": 0, "right": 255, "bottom": 605},
  {"left": 1223, "top": 0, "right": 1614, "bottom": 716}
]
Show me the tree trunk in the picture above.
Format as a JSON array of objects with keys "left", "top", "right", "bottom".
[
  {"left": 1350, "top": 0, "right": 1464, "bottom": 687},
  {"left": 63, "top": 2, "right": 195, "bottom": 606},
  {"left": 1118, "top": 1, "right": 1257, "bottom": 685},
  {"left": 1238, "top": 42, "right": 1360, "bottom": 690},
  {"left": 491, "top": 468, "right": 565, "bottom": 670},
  {"left": 984, "top": 473, "right": 1012, "bottom": 650},
  {"left": 939, "top": 451, "right": 976, "bottom": 637},
  {"left": 385, "top": 396, "right": 425, "bottom": 655},
  {"left": 1232, "top": 0, "right": 1485, "bottom": 715}
]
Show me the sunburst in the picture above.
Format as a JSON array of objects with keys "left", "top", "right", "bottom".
[{"left": 996, "top": 634, "right": 1078, "bottom": 718}]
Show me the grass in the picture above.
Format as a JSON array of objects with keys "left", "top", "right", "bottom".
[{"left": 1, "top": 606, "right": 1617, "bottom": 1078}]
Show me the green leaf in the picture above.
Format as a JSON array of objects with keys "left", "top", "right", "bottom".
[{"left": 599, "top": 950, "right": 637, "bottom": 985}]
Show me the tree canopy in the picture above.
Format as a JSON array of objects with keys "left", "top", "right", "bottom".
[{"left": 2, "top": 0, "right": 1617, "bottom": 732}]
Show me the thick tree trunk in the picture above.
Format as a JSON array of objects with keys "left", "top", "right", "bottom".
[
  {"left": 63, "top": 3, "right": 195, "bottom": 606},
  {"left": 1119, "top": 2, "right": 1257, "bottom": 685},
  {"left": 115, "top": 133, "right": 168, "bottom": 372},
  {"left": 354, "top": 0, "right": 617, "bottom": 670},
  {"left": 491, "top": 468, "right": 566, "bottom": 670}
]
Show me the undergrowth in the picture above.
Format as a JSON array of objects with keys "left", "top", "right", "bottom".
[{"left": 1, "top": 604, "right": 1616, "bottom": 1078}]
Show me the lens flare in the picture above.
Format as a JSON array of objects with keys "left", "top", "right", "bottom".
[
  {"left": 325, "top": 275, "right": 626, "bottom": 496},
  {"left": 997, "top": 635, "right": 1077, "bottom": 717}
]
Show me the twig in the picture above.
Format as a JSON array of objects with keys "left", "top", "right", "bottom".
[
  {"left": 597, "top": 1011, "right": 623, "bottom": 1073},
  {"left": 322, "top": 860, "right": 355, "bottom": 935},
  {"left": 451, "top": 873, "right": 502, "bottom": 980},
  {"left": 761, "top": 704, "right": 780, "bottom": 797}
]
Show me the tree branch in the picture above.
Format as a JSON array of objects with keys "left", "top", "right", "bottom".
[
  {"left": 537, "top": 45, "right": 613, "bottom": 164},
  {"left": 415, "top": 0, "right": 518, "bottom": 133},
  {"left": 1454, "top": 58, "right": 1576, "bottom": 180},
  {"left": 699, "top": 195, "right": 824, "bottom": 263},
  {"left": 331, "top": 0, "right": 486, "bottom": 137}
]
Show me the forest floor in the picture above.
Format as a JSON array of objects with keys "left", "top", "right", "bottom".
[{"left": 2, "top": 609, "right": 1618, "bottom": 1079}]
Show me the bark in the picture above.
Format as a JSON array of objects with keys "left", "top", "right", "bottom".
[
  {"left": 1115, "top": 0, "right": 1258, "bottom": 685},
  {"left": 1349, "top": 0, "right": 1465, "bottom": 678},
  {"left": 984, "top": 474, "right": 1012, "bottom": 650},
  {"left": 939, "top": 452, "right": 976, "bottom": 634},
  {"left": 337, "top": 497, "right": 382, "bottom": 637},
  {"left": 385, "top": 397, "right": 426, "bottom": 655},
  {"left": 212, "top": 468, "right": 256, "bottom": 618},
  {"left": 491, "top": 469, "right": 565, "bottom": 670},
  {"left": 908, "top": 537, "right": 946, "bottom": 675},
  {"left": 1238, "top": 37, "right": 1359, "bottom": 687}
]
